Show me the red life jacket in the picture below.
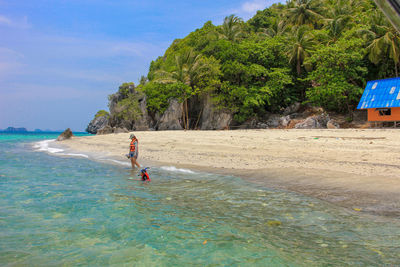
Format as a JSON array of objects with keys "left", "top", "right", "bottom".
[{"left": 130, "top": 138, "right": 138, "bottom": 152}]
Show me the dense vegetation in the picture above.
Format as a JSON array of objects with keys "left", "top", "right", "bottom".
[
  {"left": 114, "top": 0, "right": 400, "bottom": 127},
  {"left": 94, "top": 110, "right": 109, "bottom": 119}
]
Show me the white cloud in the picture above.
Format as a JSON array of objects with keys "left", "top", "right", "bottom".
[
  {"left": 242, "top": 0, "right": 268, "bottom": 13},
  {"left": 0, "top": 47, "right": 25, "bottom": 81},
  {"left": 0, "top": 31, "right": 167, "bottom": 89},
  {"left": 0, "top": 14, "right": 31, "bottom": 29},
  {"left": 226, "top": 0, "right": 284, "bottom": 20},
  {"left": 0, "top": 15, "right": 11, "bottom": 25}
]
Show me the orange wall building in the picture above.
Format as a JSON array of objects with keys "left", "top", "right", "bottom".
[
  {"left": 357, "top": 77, "right": 400, "bottom": 122},
  {"left": 367, "top": 107, "right": 400, "bottom": 122}
]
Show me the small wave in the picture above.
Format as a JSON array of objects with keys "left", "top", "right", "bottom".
[
  {"left": 59, "top": 153, "right": 89, "bottom": 158},
  {"left": 105, "top": 159, "right": 131, "bottom": 167},
  {"left": 160, "top": 166, "right": 195, "bottom": 174},
  {"left": 33, "top": 140, "right": 89, "bottom": 158},
  {"left": 33, "top": 140, "right": 64, "bottom": 153}
]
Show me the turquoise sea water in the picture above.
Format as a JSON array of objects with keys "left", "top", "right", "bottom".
[{"left": 0, "top": 133, "right": 399, "bottom": 266}]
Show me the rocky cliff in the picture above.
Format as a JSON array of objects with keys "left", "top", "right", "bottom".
[
  {"left": 87, "top": 83, "right": 362, "bottom": 134},
  {"left": 86, "top": 115, "right": 109, "bottom": 134}
]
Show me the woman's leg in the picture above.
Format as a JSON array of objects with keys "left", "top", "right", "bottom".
[{"left": 130, "top": 157, "right": 141, "bottom": 168}]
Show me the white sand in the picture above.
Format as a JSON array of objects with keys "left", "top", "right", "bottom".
[{"left": 60, "top": 129, "right": 400, "bottom": 217}]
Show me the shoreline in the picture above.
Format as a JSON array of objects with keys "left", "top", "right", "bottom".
[{"left": 57, "top": 129, "right": 400, "bottom": 218}]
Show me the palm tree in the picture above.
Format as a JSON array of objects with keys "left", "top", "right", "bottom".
[
  {"left": 321, "top": 0, "right": 354, "bottom": 43},
  {"left": 286, "top": 0, "right": 324, "bottom": 27},
  {"left": 323, "top": 16, "right": 351, "bottom": 43},
  {"left": 359, "top": 10, "right": 400, "bottom": 76},
  {"left": 220, "top": 15, "right": 243, "bottom": 42},
  {"left": 286, "top": 25, "right": 316, "bottom": 75},
  {"left": 154, "top": 49, "right": 205, "bottom": 129},
  {"left": 262, "top": 19, "right": 288, "bottom": 37},
  {"left": 324, "top": 0, "right": 353, "bottom": 18}
]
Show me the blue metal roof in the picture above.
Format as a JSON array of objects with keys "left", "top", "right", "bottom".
[{"left": 357, "top": 77, "right": 400, "bottom": 109}]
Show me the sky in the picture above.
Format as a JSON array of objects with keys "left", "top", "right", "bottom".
[{"left": 0, "top": 0, "right": 282, "bottom": 131}]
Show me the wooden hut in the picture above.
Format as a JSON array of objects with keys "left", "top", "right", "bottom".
[{"left": 357, "top": 77, "right": 400, "bottom": 125}]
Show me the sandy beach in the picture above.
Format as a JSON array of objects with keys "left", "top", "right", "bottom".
[{"left": 60, "top": 129, "right": 400, "bottom": 218}]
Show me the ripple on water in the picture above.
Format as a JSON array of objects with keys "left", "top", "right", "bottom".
[{"left": 0, "top": 135, "right": 399, "bottom": 266}]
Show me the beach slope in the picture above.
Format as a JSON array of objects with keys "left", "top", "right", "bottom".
[{"left": 61, "top": 129, "right": 400, "bottom": 217}]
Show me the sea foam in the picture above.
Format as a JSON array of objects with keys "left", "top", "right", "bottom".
[
  {"left": 33, "top": 139, "right": 89, "bottom": 158},
  {"left": 160, "top": 166, "right": 195, "bottom": 174}
]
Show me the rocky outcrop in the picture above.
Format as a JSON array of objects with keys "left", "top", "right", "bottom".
[
  {"left": 57, "top": 128, "right": 74, "bottom": 141},
  {"left": 279, "top": 115, "right": 292, "bottom": 128},
  {"left": 132, "top": 96, "right": 150, "bottom": 131},
  {"left": 200, "top": 94, "right": 232, "bottom": 130},
  {"left": 97, "top": 125, "right": 113, "bottom": 135},
  {"left": 114, "top": 127, "right": 129, "bottom": 133},
  {"left": 107, "top": 89, "right": 151, "bottom": 131},
  {"left": 283, "top": 102, "right": 301, "bottom": 115},
  {"left": 86, "top": 115, "right": 109, "bottom": 134},
  {"left": 294, "top": 113, "right": 330, "bottom": 129},
  {"left": 157, "top": 99, "right": 184, "bottom": 130},
  {"left": 97, "top": 126, "right": 129, "bottom": 135},
  {"left": 266, "top": 115, "right": 281, "bottom": 128},
  {"left": 108, "top": 92, "right": 125, "bottom": 118},
  {"left": 327, "top": 119, "right": 340, "bottom": 129}
]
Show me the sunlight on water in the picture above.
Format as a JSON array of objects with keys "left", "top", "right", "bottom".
[{"left": 0, "top": 133, "right": 399, "bottom": 266}]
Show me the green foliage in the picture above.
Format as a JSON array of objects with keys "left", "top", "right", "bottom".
[
  {"left": 219, "top": 15, "right": 244, "bottom": 42},
  {"left": 214, "top": 68, "right": 293, "bottom": 122},
  {"left": 305, "top": 38, "right": 367, "bottom": 112},
  {"left": 111, "top": 0, "right": 399, "bottom": 124},
  {"left": 117, "top": 82, "right": 135, "bottom": 98},
  {"left": 94, "top": 110, "right": 109, "bottom": 118},
  {"left": 141, "top": 82, "right": 192, "bottom": 114},
  {"left": 115, "top": 94, "right": 142, "bottom": 121},
  {"left": 248, "top": 9, "right": 275, "bottom": 32},
  {"left": 141, "top": 82, "right": 174, "bottom": 114}
]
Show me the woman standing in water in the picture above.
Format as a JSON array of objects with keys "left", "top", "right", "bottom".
[{"left": 128, "top": 133, "right": 141, "bottom": 169}]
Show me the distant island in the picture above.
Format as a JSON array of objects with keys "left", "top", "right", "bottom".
[
  {"left": 1, "top": 127, "right": 28, "bottom": 133},
  {"left": 0, "top": 127, "right": 65, "bottom": 133}
]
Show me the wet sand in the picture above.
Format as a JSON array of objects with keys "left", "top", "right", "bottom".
[{"left": 60, "top": 129, "right": 400, "bottom": 218}]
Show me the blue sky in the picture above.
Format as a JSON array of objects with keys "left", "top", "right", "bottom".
[{"left": 0, "top": 0, "right": 281, "bottom": 131}]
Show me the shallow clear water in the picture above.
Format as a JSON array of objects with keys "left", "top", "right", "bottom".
[{"left": 0, "top": 133, "right": 399, "bottom": 266}]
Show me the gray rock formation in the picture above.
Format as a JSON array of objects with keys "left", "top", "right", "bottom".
[
  {"left": 294, "top": 113, "right": 330, "bottom": 129},
  {"left": 256, "top": 122, "right": 268, "bottom": 129},
  {"left": 157, "top": 99, "right": 184, "bottom": 130},
  {"left": 107, "top": 90, "right": 151, "bottom": 131},
  {"left": 108, "top": 92, "right": 125, "bottom": 118},
  {"left": 200, "top": 95, "right": 232, "bottom": 130},
  {"left": 279, "top": 115, "right": 292, "bottom": 127},
  {"left": 283, "top": 102, "right": 301, "bottom": 115},
  {"left": 266, "top": 115, "right": 282, "bottom": 128},
  {"left": 114, "top": 127, "right": 129, "bottom": 133},
  {"left": 57, "top": 128, "right": 74, "bottom": 141},
  {"left": 97, "top": 125, "right": 114, "bottom": 135},
  {"left": 132, "top": 96, "right": 150, "bottom": 131},
  {"left": 86, "top": 115, "right": 109, "bottom": 134},
  {"left": 327, "top": 119, "right": 340, "bottom": 129},
  {"left": 96, "top": 126, "right": 129, "bottom": 135}
]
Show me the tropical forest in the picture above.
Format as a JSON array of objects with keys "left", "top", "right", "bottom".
[{"left": 89, "top": 0, "right": 400, "bottom": 132}]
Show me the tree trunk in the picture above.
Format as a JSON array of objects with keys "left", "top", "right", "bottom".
[
  {"left": 297, "top": 60, "right": 301, "bottom": 76},
  {"left": 182, "top": 102, "right": 186, "bottom": 130},
  {"left": 395, "top": 61, "right": 399, "bottom": 77},
  {"left": 194, "top": 107, "right": 203, "bottom": 130},
  {"left": 185, "top": 99, "right": 189, "bottom": 129}
]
